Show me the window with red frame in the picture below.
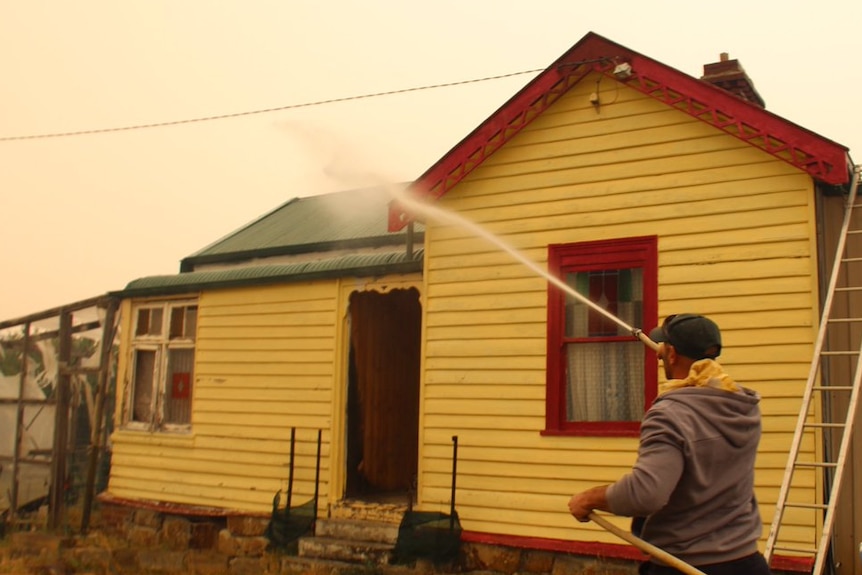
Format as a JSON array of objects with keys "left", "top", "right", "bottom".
[{"left": 545, "top": 236, "right": 657, "bottom": 436}]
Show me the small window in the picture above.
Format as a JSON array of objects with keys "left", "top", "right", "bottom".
[
  {"left": 169, "top": 306, "right": 197, "bottom": 340},
  {"left": 127, "top": 301, "right": 197, "bottom": 431},
  {"left": 135, "top": 307, "right": 163, "bottom": 337},
  {"left": 545, "top": 237, "right": 657, "bottom": 436}
]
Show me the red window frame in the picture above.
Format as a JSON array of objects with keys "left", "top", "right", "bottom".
[{"left": 544, "top": 236, "right": 658, "bottom": 437}]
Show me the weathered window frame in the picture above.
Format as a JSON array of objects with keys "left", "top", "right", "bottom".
[
  {"left": 125, "top": 300, "right": 197, "bottom": 433},
  {"left": 544, "top": 236, "right": 657, "bottom": 437}
]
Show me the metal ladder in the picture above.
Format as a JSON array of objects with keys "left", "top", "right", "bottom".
[{"left": 765, "top": 165, "right": 862, "bottom": 575}]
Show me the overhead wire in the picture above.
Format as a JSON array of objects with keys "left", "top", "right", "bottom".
[{"left": 0, "top": 68, "right": 545, "bottom": 142}]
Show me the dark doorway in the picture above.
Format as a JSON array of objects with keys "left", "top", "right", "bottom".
[{"left": 346, "top": 288, "right": 421, "bottom": 500}]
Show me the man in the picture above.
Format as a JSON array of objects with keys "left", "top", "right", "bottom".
[{"left": 567, "top": 314, "right": 771, "bottom": 575}]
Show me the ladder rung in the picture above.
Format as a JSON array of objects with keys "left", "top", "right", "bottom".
[
  {"left": 784, "top": 501, "right": 829, "bottom": 510},
  {"left": 827, "top": 317, "right": 862, "bottom": 323},
  {"left": 803, "top": 422, "right": 846, "bottom": 429},
  {"left": 821, "top": 350, "right": 859, "bottom": 356},
  {"left": 794, "top": 461, "right": 837, "bottom": 469},
  {"left": 812, "top": 385, "right": 854, "bottom": 391},
  {"left": 842, "top": 257, "right": 862, "bottom": 263},
  {"left": 834, "top": 286, "right": 862, "bottom": 292}
]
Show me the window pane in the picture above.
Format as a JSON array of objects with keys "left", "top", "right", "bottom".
[
  {"left": 185, "top": 306, "right": 197, "bottom": 341},
  {"left": 169, "top": 306, "right": 198, "bottom": 340},
  {"left": 150, "top": 309, "right": 163, "bottom": 335},
  {"left": 132, "top": 350, "right": 156, "bottom": 422},
  {"left": 164, "top": 349, "right": 193, "bottom": 424},
  {"left": 135, "top": 308, "right": 163, "bottom": 337},
  {"left": 565, "top": 341, "right": 644, "bottom": 422},
  {"left": 169, "top": 307, "right": 185, "bottom": 339},
  {"left": 565, "top": 268, "right": 643, "bottom": 337},
  {"left": 135, "top": 309, "right": 149, "bottom": 336}
]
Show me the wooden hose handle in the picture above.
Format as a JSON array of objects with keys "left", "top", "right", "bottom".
[{"left": 588, "top": 512, "right": 707, "bottom": 575}]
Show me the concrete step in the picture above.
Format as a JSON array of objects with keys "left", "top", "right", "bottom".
[
  {"left": 329, "top": 499, "right": 408, "bottom": 524},
  {"left": 298, "top": 535, "right": 394, "bottom": 565},
  {"left": 315, "top": 517, "right": 400, "bottom": 545}
]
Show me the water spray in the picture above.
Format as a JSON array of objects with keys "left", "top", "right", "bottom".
[
  {"left": 389, "top": 188, "right": 701, "bottom": 570},
  {"left": 390, "top": 189, "right": 659, "bottom": 352}
]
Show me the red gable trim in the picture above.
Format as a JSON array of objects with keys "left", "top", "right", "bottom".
[
  {"left": 621, "top": 54, "right": 847, "bottom": 185},
  {"left": 387, "top": 58, "right": 598, "bottom": 231},
  {"left": 389, "top": 32, "right": 849, "bottom": 231}
]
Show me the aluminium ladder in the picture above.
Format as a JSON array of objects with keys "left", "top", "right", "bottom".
[{"left": 765, "top": 165, "right": 862, "bottom": 575}]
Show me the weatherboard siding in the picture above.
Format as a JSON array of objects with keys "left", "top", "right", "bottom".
[
  {"left": 110, "top": 281, "right": 341, "bottom": 513},
  {"left": 417, "top": 73, "right": 819, "bottom": 548}
]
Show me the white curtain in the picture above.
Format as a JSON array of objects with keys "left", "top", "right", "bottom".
[
  {"left": 567, "top": 341, "right": 643, "bottom": 421},
  {"left": 564, "top": 272, "right": 645, "bottom": 422}
]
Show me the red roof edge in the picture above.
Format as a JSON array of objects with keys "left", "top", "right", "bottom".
[{"left": 389, "top": 32, "right": 850, "bottom": 231}]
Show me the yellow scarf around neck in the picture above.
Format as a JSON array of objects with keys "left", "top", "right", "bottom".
[{"left": 659, "top": 358, "right": 740, "bottom": 396}]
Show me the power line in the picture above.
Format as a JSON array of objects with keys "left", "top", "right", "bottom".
[{"left": 0, "top": 68, "right": 544, "bottom": 142}]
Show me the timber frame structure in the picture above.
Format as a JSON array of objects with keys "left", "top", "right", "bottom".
[{"left": 0, "top": 295, "right": 118, "bottom": 533}]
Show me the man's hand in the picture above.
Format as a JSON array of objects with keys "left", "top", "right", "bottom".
[
  {"left": 567, "top": 492, "right": 594, "bottom": 522},
  {"left": 568, "top": 485, "right": 610, "bottom": 522}
]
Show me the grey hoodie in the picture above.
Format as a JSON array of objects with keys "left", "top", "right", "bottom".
[{"left": 605, "top": 385, "right": 763, "bottom": 566}]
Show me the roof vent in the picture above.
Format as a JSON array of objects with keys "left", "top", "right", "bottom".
[{"left": 700, "top": 52, "right": 765, "bottom": 108}]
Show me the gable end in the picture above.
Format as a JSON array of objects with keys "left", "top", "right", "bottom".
[{"left": 389, "top": 32, "right": 850, "bottom": 231}]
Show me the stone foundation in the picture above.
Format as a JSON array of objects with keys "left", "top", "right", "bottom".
[
  {"left": 1, "top": 532, "right": 639, "bottom": 575},
  {"left": 0, "top": 502, "right": 805, "bottom": 575},
  {"left": 100, "top": 501, "right": 227, "bottom": 552}
]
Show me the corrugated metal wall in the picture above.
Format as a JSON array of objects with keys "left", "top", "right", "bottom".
[{"left": 417, "top": 71, "right": 820, "bottom": 550}]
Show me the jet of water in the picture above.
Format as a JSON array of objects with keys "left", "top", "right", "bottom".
[{"left": 389, "top": 186, "right": 658, "bottom": 352}]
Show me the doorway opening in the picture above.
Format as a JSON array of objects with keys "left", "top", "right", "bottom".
[{"left": 345, "top": 288, "right": 421, "bottom": 502}]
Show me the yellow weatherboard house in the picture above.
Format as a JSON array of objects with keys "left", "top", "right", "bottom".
[{"left": 104, "top": 32, "right": 860, "bottom": 574}]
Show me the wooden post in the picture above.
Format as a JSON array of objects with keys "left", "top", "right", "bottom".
[
  {"left": 48, "top": 310, "right": 72, "bottom": 530},
  {"left": 9, "top": 322, "right": 33, "bottom": 525},
  {"left": 80, "top": 298, "right": 118, "bottom": 533}
]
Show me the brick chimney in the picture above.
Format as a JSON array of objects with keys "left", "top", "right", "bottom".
[{"left": 700, "top": 52, "right": 765, "bottom": 108}]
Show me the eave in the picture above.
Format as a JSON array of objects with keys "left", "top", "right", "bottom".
[
  {"left": 114, "top": 249, "right": 424, "bottom": 299},
  {"left": 389, "top": 32, "right": 850, "bottom": 231},
  {"left": 179, "top": 232, "right": 425, "bottom": 272}
]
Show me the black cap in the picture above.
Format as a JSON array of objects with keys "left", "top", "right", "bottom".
[{"left": 648, "top": 314, "right": 722, "bottom": 360}]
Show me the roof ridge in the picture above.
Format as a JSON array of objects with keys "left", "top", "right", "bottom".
[{"left": 181, "top": 196, "right": 301, "bottom": 266}]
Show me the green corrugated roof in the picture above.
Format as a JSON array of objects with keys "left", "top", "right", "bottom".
[
  {"left": 116, "top": 248, "right": 424, "bottom": 297},
  {"left": 183, "top": 185, "right": 423, "bottom": 268}
]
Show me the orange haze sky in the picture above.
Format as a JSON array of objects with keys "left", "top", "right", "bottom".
[{"left": 2, "top": 0, "right": 861, "bottom": 320}]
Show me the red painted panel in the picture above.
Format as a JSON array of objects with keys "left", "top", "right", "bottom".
[{"left": 171, "top": 372, "right": 191, "bottom": 399}]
